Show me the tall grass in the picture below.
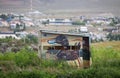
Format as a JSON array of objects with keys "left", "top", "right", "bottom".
[
  {"left": 91, "top": 42, "right": 120, "bottom": 69},
  {"left": 0, "top": 41, "right": 120, "bottom": 78}
]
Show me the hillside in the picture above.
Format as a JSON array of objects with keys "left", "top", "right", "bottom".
[{"left": 0, "top": 0, "right": 120, "bottom": 15}]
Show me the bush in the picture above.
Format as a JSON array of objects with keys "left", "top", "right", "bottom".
[
  {"left": 14, "top": 48, "right": 40, "bottom": 67},
  {"left": 72, "top": 21, "right": 85, "bottom": 25},
  {"left": 0, "top": 52, "right": 15, "bottom": 61}
]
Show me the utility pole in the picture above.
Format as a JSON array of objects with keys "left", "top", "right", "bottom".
[
  {"left": 38, "top": 30, "right": 42, "bottom": 58},
  {"left": 30, "top": 0, "right": 33, "bottom": 11}
]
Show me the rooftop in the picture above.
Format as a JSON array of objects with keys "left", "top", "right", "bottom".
[{"left": 40, "top": 30, "right": 90, "bottom": 37}]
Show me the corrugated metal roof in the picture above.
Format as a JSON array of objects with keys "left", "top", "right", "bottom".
[{"left": 40, "top": 30, "right": 90, "bottom": 37}]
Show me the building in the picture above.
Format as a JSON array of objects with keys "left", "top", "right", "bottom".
[
  {"left": 49, "top": 18, "right": 72, "bottom": 25},
  {"left": 0, "top": 20, "right": 9, "bottom": 27},
  {"left": 38, "top": 30, "right": 91, "bottom": 68},
  {"left": 0, "top": 32, "right": 20, "bottom": 39}
]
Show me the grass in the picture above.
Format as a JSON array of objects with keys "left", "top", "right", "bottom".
[{"left": 0, "top": 41, "right": 120, "bottom": 78}]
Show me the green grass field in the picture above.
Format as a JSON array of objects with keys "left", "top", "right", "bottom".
[{"left": 0, "top": 41, "right": 120, "bottom": 78}]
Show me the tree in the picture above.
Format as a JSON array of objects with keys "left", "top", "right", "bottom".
[
  {"left": 72, "top": 21, "right": 85, "bottom": 25},
  {"left": 25, "top": 34, "right": 38, "bottom": 44},
  {"left": 107, "top": 33, "right": 120, "bottom": 41},
  {"left": 109, "top": 17, "right": 120, "bottom": 26},
  {"left": 0, "top": 14, "right": 8, "bottom": 20},
  {"left": 42, "top": 20, "right": 49, "bottom": 26}
]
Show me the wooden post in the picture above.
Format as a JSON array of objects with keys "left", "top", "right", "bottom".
[
  {"left": 38, "top": 30, "right": 42, "bottom": 58},
  {"left": 82, "top": 37, "right": 90, "bottom": 68}
]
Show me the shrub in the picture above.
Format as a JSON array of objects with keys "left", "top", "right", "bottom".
[{"left": 14, "top": 49, "right": 40, "bottom": 67}]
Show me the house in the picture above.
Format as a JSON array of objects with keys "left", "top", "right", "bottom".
[
  {"left": 0, "top": 32, "right": 20, "bottom": 39},
  {"left": 0, "top": 20, "right": 9, "bottom": 27},
  {"left": 84, "top": 16, "right": 112, "bottom": 26},
  {"left": 15, "top": 31, "right": 28, "bottom": 38},
  {"left": 9, "top": 20, "right": 25, "bottom": 31},
  {"left": 24, "top": 21, "right": 34, "bottom": 27},
  {"left": 49, "top": 18, "right": 72, "bottom": 25},
  {"left": 9, "top": 20, "right": 20, "bottom": 29},
  {"left": 92, "top": 17, "right": 111, "bottom": 25}
]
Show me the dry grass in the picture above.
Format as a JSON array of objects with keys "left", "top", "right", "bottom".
[{"left": 92, "top": 41, "right": 120, "bottom": 51}]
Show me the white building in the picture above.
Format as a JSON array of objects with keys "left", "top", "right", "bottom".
[
  {"left": 0, "top": 32, "right": 20, "bottom": 39},
  {"left": 49, "top": 18, "right": 72, "bottom": 25},
  {"left": 76, "top": 26, "right": 88, "bottom": 33}
]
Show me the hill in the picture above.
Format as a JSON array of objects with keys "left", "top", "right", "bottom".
[{"left": 0, "top": 0, "right": 120, "bottom": 15}]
